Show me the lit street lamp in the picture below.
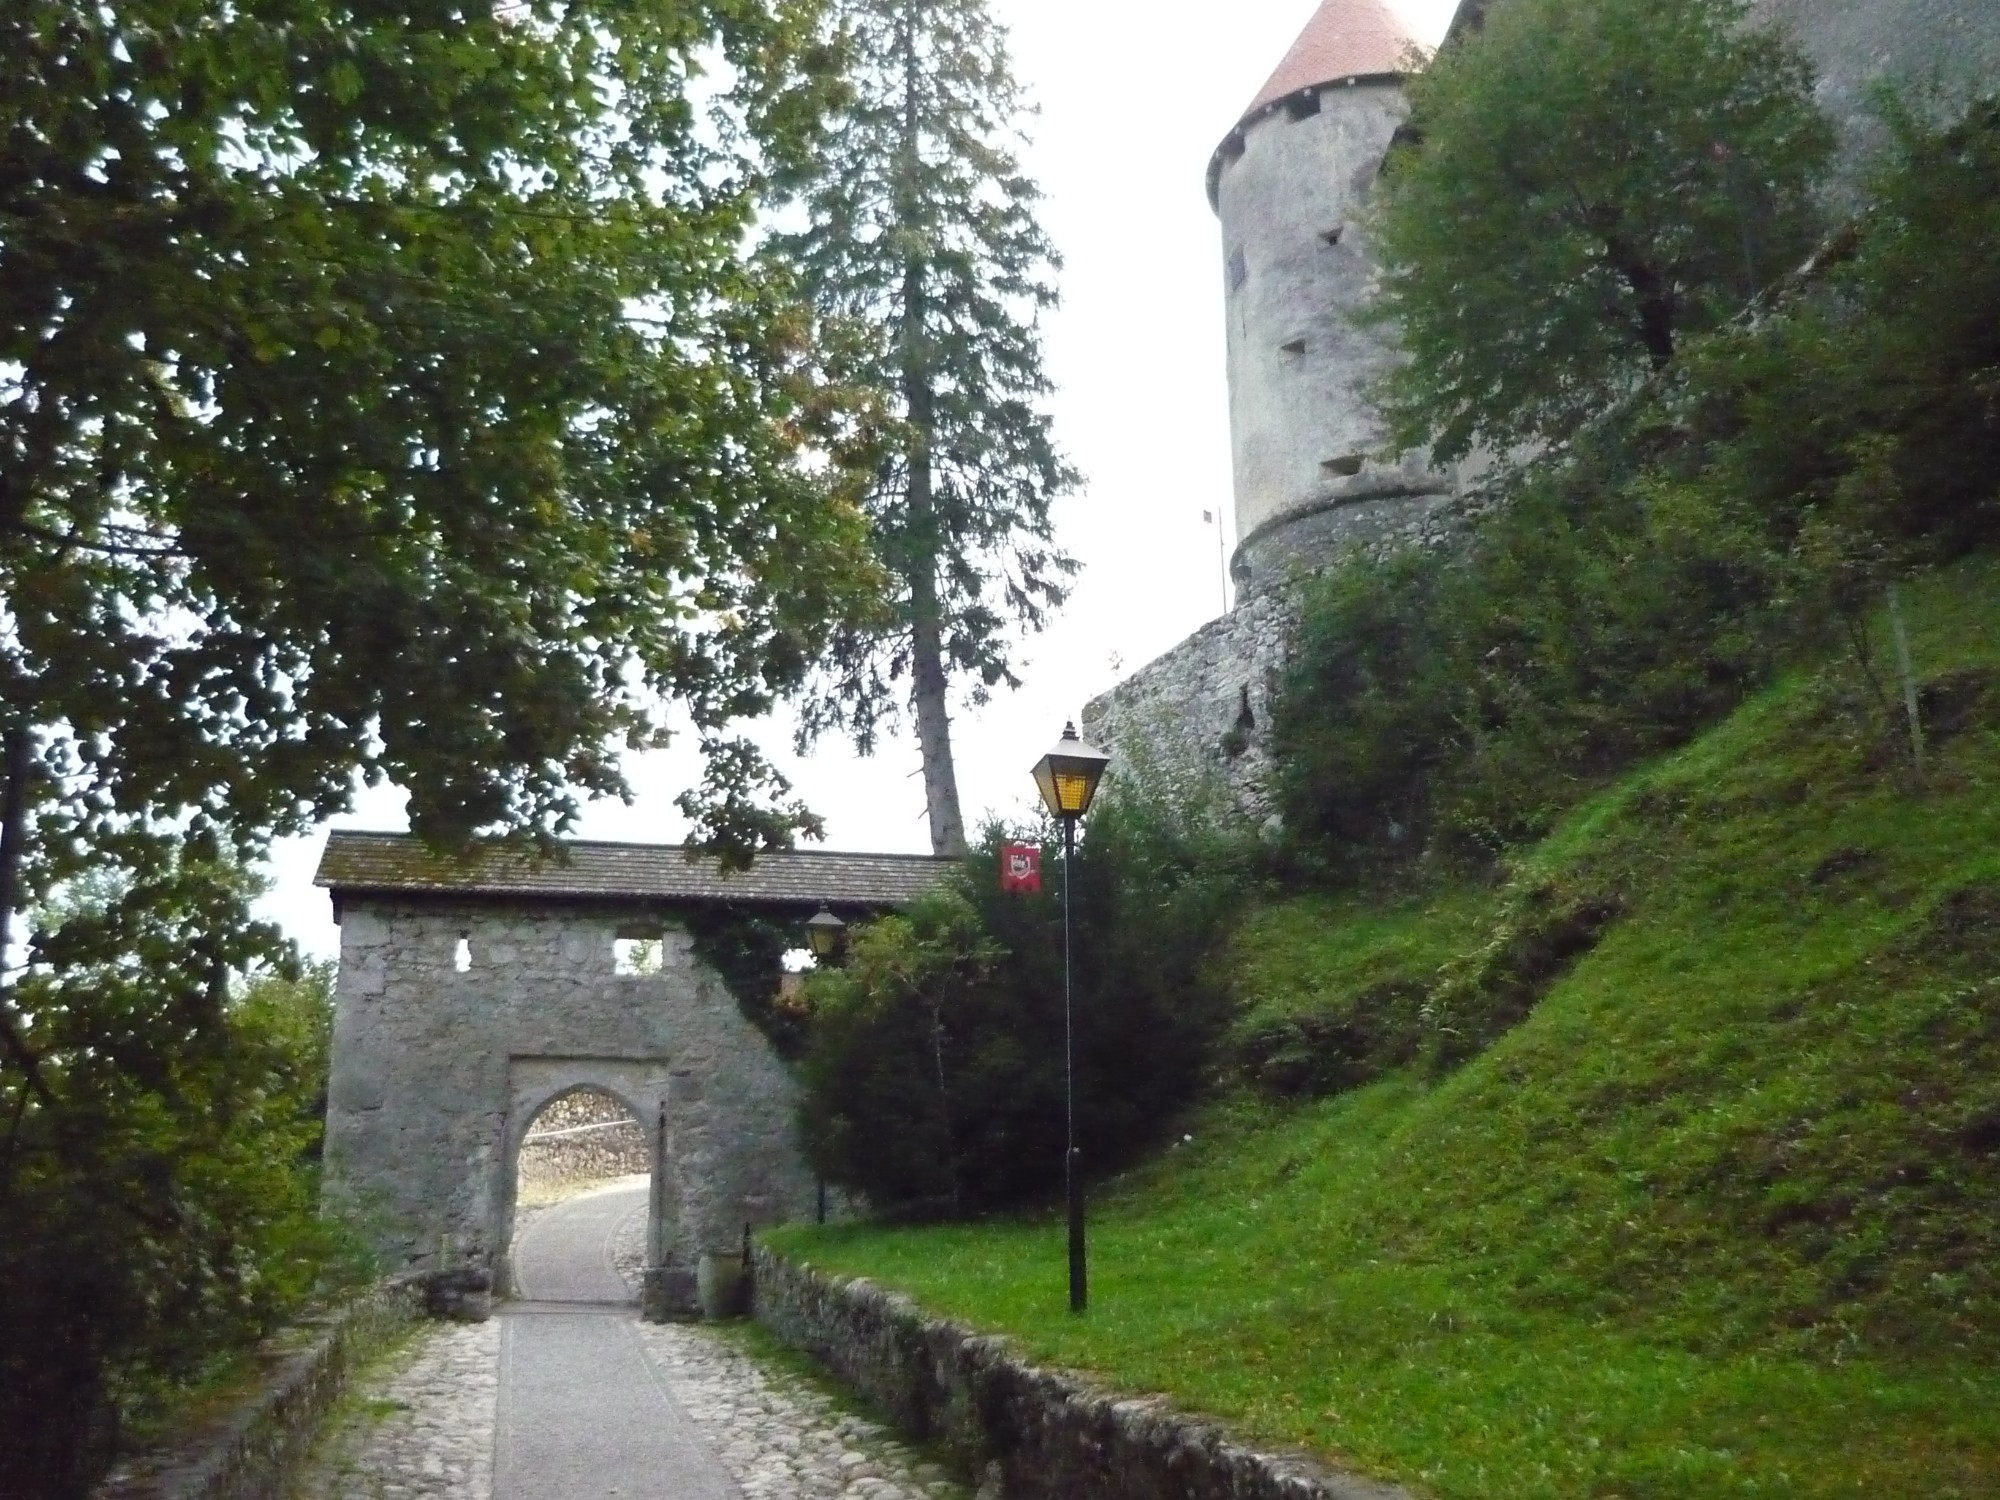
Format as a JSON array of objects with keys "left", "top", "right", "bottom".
[
  {"left": 804, "top": 905, "right": 847, "bottom": 964},
  {"left": 1030, "top": 720, "right": 1110, "bottom": 1313}
]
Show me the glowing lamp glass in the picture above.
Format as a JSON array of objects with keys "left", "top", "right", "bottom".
[{"left": 1031, "top": 722, "right": 1110, "bottom": 822}]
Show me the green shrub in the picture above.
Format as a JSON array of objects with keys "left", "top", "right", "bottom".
[
  {"left": 798, "top": 805, "right": 1256, "bottom": 1214},
  {"left": 0, "top": 890, "right": 363, "bottom": 1496},
  {"left": 1274, "top": 460, "right": 1785, "bottom": 866}
]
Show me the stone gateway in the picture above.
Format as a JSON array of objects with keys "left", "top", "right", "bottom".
[{"left": 313, "top": 832, "right": 949, "bottom": 1318}]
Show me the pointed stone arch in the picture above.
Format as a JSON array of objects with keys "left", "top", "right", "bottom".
[{"left": 499, "top": 1069, "right": 674, "bottom": 1304}]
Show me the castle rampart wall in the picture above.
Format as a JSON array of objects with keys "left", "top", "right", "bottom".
[{"left": 1752, "top": 0, "right": 2000, "bottom": 185}]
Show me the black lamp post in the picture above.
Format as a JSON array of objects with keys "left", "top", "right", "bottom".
[
  {"left": 1030, "top": 720, "right": 1111, "bottom": 1313},
  {"left": 803, "top": 905, "right": 847, "bottom": 1227},
  {"left": 804, "top": 905, "right": 847, "bottom": 964}
]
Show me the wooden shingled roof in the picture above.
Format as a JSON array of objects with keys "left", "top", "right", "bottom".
[{"left": 314, "top": 830, "right": 955, "bottom": 912}]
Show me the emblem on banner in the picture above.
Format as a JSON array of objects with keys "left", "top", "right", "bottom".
[{"left": 999, "top": 841, "right": 1042, "bottom": 893}]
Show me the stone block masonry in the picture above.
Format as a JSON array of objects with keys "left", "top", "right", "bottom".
[
  {"left": 1083, "top": 589, "right": 1293, "bottom": 830},
  {"left": 1752, "top": 0, "right": 2000, "bottom": 196},
  {"left": 1085, "top": 489, "right": 1487, "bottom": 828},
  {"left": 751, "top": 1248, "right": 1412, "bottom": 1500},
  {"left": 322, "top": 898, "right": 815, "bottom": 1315}
]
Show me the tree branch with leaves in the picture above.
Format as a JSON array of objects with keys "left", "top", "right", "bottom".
[{"left": 1369, "top": 0, "right": 1832, "bottom": 464}]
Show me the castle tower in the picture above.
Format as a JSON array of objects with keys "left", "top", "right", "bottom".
[{"left": 1210, "top": 0, "right": 1453, "bottom": 595}]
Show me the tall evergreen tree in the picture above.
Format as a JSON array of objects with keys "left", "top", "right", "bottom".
[{"left": 775, "top": 0, "right": 1079, "bottom": 857}]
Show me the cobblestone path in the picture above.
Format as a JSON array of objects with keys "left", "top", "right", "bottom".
[
  {"left": 633, "top": 1320, "right": 962, "bottom": 1500},
  {"left": 295, "top": 1318, "right": 499, "bottom": 1498},
  {"left": 295, "top": 1183, "right": 968, "bottom": 1499}
]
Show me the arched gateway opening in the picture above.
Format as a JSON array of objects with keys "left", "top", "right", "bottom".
[
  {"left": 315, "top": 832, "right": 950, "bottom": 1320},
  {"left": 506, "top": 1087, "right": 653, "bottom": 1303}
]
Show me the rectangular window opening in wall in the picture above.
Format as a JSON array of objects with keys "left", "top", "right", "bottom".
[
  {"left": 614, "top": 930, "right": 666, "bottom": 976},
  {"left": 1227, "top": 246, "right": 1248, "bottom": 293},
  {"left": 1322, "top": 453, "right": 1365, "bottom": 476},
  {"left": 1279, "top": 336, "right": 1306, "bottom": 355},
  {"left": 1285, "top": 91, "right": 1321, "bottom": 121},
  {"left": 453, "top": 934, "right": 471, "bottom": 973}
]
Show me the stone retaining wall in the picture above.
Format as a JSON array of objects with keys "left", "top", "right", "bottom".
[
  {"left": 750, "top": 1248, "right": 1410, "bottom": 1500},
  {"left": 93, "top": 1275, "right": 427, "bottom": 1500}
]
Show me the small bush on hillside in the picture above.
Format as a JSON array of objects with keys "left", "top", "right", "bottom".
[
  {"left": 798, "top": 806, "right": 1255, "bottom": 1214},
  {"left": 1274, "top": 460, "right": 1785, "bottom": 866}
]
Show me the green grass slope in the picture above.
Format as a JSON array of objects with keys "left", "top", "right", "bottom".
[{"left": 768, "top": 558, "right": 2000, "bottom": 1499}]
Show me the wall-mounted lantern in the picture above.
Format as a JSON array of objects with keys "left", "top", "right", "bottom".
[{"left": 804, "top": 905, "right": 847, "bottom": 964}]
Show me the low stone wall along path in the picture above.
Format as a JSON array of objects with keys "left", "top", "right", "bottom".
[{"left": 296, "top": 1180, "right": 966, "bottom": 1499}]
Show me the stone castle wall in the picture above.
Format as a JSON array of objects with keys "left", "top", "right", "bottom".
[
  {"left": 322, "top": 900, "right": 814, "bottom": 1315},
  {"left": 1085, "top": 491, "right": 1484, "bottom": 824},
  {"left": 1083, "top": 590, "right": 1291, "bottom": 830},
  {"left": 1752, "top": 0, "right": 2000, "bottom": 187},
  {"left": 1088, "top": 0, "right": 2000, "bottom": 828}
]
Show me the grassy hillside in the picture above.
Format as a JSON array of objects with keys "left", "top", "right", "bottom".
[{"left": 767, "top": 557, "right": 2000, "bottom": 1498}]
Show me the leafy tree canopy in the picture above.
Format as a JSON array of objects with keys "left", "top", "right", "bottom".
[
  {"left": 2, "top": 0, "right": 878, "bottom": 877},
  {"left": 0, "top": 1, "right": 882, "bottom": 1485},
  {"left": 1371, "top": 0, "right": 1833, "bottom": 463}
]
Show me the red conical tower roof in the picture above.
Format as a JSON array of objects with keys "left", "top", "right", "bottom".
[{"left": 1243, "top": 0, "right": 1418, "bottom": 119}]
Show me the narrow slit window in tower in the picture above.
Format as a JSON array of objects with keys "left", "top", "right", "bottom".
[
  {"left": 1279, "top": 336, "right": 1306, "bottom": 355},
  {"left": 1320, "top": 225, "right": 1345, "bottom": 246},
  {"left": 454, "top": 934, "right": 472, "bottom": 973},
  {"left": 1322, "top": 454, "right": 1365, "bottom": 477}
]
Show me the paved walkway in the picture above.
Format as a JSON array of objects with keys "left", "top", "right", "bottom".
[
  {"left": 510, "top": 1176, "right": 649, "bottom": 1304},
  {"left": 298, "top": 1181, "right": 966, "bottom": 1499}
]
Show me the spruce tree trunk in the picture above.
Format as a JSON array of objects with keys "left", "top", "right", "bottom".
[
  {"left": 898, "top": 6, "right": 968, "bottom": 859},
  {"left": 909, "top": 554, "right": 968, "bottom": 857},
  {"left": 902, "top": 318, "right": 968, "bottom": 857},
  {"left": 0, "top": 717, "right": 43, "bottom": 1191}
]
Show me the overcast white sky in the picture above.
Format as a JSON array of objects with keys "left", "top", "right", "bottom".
[{"left": 259, "top": 0, "right": 1463, "bottom": 957}]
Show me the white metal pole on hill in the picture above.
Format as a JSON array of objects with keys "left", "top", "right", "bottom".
[{"left": 1205, "top": 509, "right": 1231, "bottom": 615}]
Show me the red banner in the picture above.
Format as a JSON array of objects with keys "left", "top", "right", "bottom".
[{"left": 999, "top": 841, "right": 1042, "bottom": 894}]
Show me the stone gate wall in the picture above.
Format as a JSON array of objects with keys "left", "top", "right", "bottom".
[{"left": 322, "top": 899, "right": 813, "bottom": 1315}]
